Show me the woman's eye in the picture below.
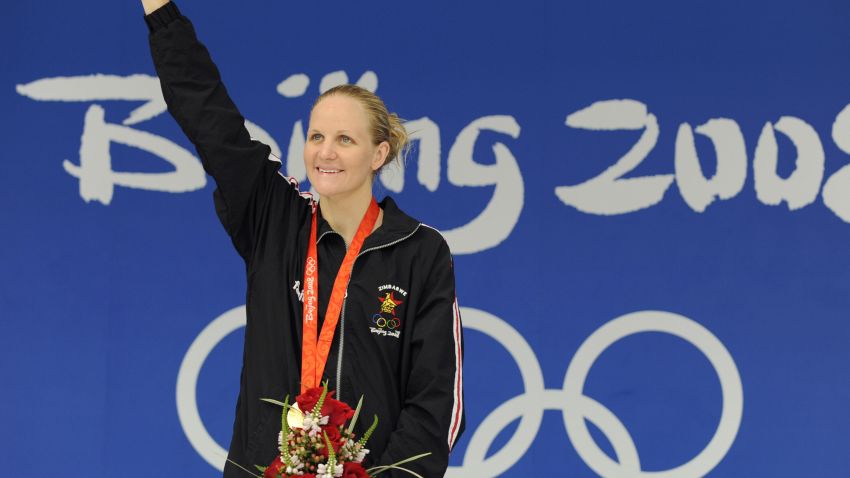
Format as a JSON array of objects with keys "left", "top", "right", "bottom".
[
  {"left": 340, "top": 135, "right": 352, "bottom": 144},
  {"left": 310, "top": 133, "right": 323, "bottom": 141}
]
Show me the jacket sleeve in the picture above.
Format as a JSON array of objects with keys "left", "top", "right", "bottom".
[
  {"left": 145, "top": 2, "right": 282, "bottom": 259},
  {"left": 376, "top": 238, "right": 465, "bottom": 477}
]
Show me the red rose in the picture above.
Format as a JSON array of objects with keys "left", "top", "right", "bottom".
[
  {"left": 342, "top": 461, "right": 370, "bottom": 478},
  {"left": 296, "top": 387, "right": 326, "bottom": 412},
  {"left": 322, "top": 397, "right": 354, "bottom": 428},
  {"left": 319, "top": 426, "right": 347, "bottom": 458},
  {"left": 324, "top": 425, "right": 341, "bottom": 442},
  {"left": 295, "top": 387, "right": 354, "bottom": 428},
  {"left": 264, "top": 456, "right": 286, "bottom": 478}
]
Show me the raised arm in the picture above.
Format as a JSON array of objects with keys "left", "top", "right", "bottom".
[
  {"left": 142, "top": 0, "right": 170, "bottom": 15},
  {"left": 143, "top": 1, "right": 283, "bottom": 259}
]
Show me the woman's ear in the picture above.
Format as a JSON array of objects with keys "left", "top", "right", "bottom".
[{"left": 372, "top": 141, "right": 390, "bottom": 171}]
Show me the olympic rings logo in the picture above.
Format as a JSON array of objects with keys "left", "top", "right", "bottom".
[
  {"left": 176, "top": 306, "right": 742, "bottom": 477},
  {"left": 305, "top": 257, "right": 317, "bottom": 275},
  {"left": 371, "top": 313, "right": 401, "bottom": 330}
]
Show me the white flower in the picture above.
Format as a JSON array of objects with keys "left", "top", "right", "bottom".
[
  {"left": 317, "top": 463, "right": 344, "bottom": 477},
  {"left": 316, "top": 463, "right": 333, "bottom": 478},
  {"left": 302, "top": 412, "right": 327, "bottom": 437},
  {"left": 355, "top": 448, "right": 369, "bottom": 462}
]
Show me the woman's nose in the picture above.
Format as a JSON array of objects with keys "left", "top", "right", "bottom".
[{"left": 318, "top": 143, "right": 337, "bottom": 160}]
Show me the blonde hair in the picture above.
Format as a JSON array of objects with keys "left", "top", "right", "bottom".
[{"left": 313, "top": 84, "right": 409, "bottom": 172}]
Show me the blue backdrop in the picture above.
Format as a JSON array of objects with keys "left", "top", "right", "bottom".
[{"left": 3, "top": 1, "right": 850, "bottom": 476}]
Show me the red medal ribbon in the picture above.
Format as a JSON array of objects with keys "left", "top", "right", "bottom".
[{"left": 301, "top": 197, "right": 380, "bottom": 393}]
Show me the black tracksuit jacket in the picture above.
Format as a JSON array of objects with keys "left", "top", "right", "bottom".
[{"left": 145, "top": 3, "right": 464, "bottom": 477}]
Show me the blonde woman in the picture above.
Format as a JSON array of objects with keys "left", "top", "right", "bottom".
[{"left": 141, "top": 1, "right": 464, "bottom": 476}]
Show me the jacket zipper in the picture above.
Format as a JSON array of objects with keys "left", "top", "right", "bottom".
[{"left": 334, "top": 224, "right": 422, "bottom": 399}]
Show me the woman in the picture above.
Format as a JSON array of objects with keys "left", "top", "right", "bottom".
[{"left": 141, "top": 1, "right": 464, "bottom": 476}]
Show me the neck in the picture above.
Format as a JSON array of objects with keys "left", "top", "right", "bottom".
[{"left": 319, "top": 188, "right": 380, "bottom": 245}]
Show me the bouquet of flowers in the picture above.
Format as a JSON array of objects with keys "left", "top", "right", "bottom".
[{"left": 228, "top": 383, "right": 429, "bottom": 478}]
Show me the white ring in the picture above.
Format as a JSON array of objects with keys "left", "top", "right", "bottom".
[
  {"left": 562, "top": 310, "right": 744, "bottom": 478},
  {"left": 176, "top": 305, "right": 246, "bottom": 471},
  {"left": 452, "top": 307, "right": 546, "bottom": 477}
]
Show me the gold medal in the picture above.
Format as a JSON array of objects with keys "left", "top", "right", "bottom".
[{"left": 287, "top": 402, "right": 305, "bottom": 429}]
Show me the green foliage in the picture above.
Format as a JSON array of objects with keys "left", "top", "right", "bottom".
[
  {"left": 280, "top": 395, "right": 293, "bottom": 467},
  {"left": 347, "top": 395, "right": 365, "bottom": 435},
  {"left": 313, "top": 381, "right": 330, "bottom": 415},
  {"left": 358, "top": 414, "right": 379, "bottom": 447},
  {"left": 260, "top": 398, "right": 288, "bottom": 407},
  {"left": 367, "top": 452, "right": 432, "bottom": 478},
  {"left": 225, "top": 458, "right": 263, "bottom": 478},
  {"left": 323, "top": 430, "right": 336, "bottom": 470}
]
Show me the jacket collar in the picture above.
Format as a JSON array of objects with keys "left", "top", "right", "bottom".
[{"left": 317, "top": 196, "right": 420, "bottom": 249}]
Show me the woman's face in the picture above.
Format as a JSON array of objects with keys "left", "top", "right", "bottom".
[{"left": 304, "top": 95, "right": 388, "bottom": 201}]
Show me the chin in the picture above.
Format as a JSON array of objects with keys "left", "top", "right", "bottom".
[
  {"left": 311, "top": 183, "right": 346, "bottom": 201},
  {"left": 307, "top": 172, "right": 371, "bottom": 202}
]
